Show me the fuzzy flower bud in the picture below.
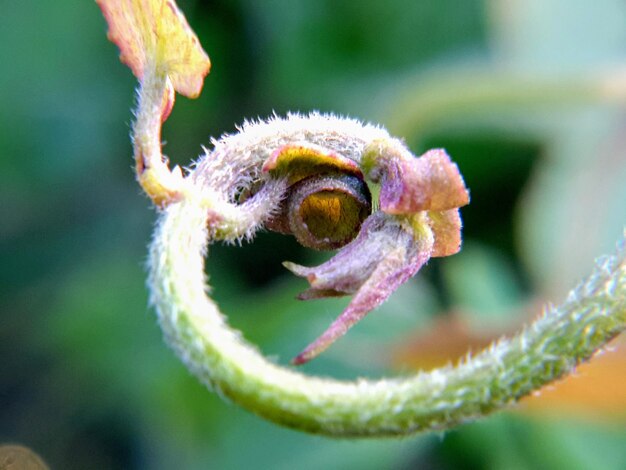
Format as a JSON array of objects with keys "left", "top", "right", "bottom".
[{"left": 275, "top": 139, "right": 469, "bottom": 363}]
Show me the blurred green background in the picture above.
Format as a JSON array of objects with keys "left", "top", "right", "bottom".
[{"left": 1, "top": 0, "right": 626, "bottom": 468}]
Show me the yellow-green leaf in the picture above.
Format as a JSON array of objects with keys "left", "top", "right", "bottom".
[{"left": 97, "top": 0, "right": 211, "bottom": 98}]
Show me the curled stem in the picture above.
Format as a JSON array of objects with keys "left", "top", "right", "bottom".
[
  {"left": 132, "top": 68, "right": 188, "bottom": 207},
  {"left": 98, "top": 0, "right": 626, "bottom": 436},
  {"left": 149, "top": 195, "right": 626, "bottom": 437}
]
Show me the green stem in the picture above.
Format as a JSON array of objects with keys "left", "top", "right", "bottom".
[{"left": 149, "top": 196, "right": 626, "bottom": 437}]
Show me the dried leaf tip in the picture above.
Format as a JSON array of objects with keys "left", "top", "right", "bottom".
[{"left": 97, "top": 0, "right": 211, "bottom": 98}]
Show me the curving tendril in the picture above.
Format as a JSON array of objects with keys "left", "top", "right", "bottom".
[{"left": 98, "top": 0, "right": 626, "bottom": 436}]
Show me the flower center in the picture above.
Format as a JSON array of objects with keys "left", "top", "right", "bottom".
[{"left": 288, "top": 174, "right": 371, "bottom": 250}]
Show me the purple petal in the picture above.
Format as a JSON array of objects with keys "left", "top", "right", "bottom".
[
  {"left": 286, "top": 212, "right": 435, "bottom": 364},
  {"left": 365, "top": 145, "right": 469, "bottom": 214},
  {"left": 283, "top": 212, "right": 401, "bottom": 298}
]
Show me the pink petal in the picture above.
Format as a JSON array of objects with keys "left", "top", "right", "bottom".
[
  {"left": 429, "top": 209, "right": 463, "bottom": 257},
  {"left": 287, "top": 213, "right": 435, "bottom": 364},
  {"left": 283, "top": 212, "right": 401, "bottom": 298},
  {"left": 376, "top": 148, "right": 469, "bottom": 214}
]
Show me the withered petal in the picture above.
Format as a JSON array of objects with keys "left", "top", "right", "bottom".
[
  {"left": 262, "top": 141, "right": 362, "bottom": 184},
  {"left": 429, "top": 209, "right": 463, "bottom": 257},
  {"left": 283, "top": 212, "right": 399, "bottom": 297},
  {"left": 366, "top": 143, "right": 469, "bottom": 214},
  {"left": 286, "top": 212, "right": 435, "bottom": 364}
]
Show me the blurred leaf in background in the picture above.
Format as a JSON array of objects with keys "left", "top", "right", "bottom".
[{"left": 1, "top": 0, "right": 625, "bottom": 469}]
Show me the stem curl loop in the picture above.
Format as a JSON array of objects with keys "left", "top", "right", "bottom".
[
  {"left": 149, "top": 191, "right": 626, "bottom": 437},
  {"left": 97, "top": 0, "right": 626, "bottom": 436}
]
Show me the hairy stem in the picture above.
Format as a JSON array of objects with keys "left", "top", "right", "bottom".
[
  {"left": 149, "top": 196, "right": 626, "bottom": 437},
  {"left": 132, "top": 67, "right": 186, "bottom": 206}
]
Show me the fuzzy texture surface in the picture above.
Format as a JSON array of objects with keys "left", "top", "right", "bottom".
[
  {"left": 149, "top": 184, "right": 626, "bottom": 436},
  {"left": 99, "top": 0, "right": 626, "bottom": 438},
  {"left": 185, "top": 113, "right": 470, "bottom": 361},
  {"left": 130, "top": 57, "right": 626, "bottom": 434}
]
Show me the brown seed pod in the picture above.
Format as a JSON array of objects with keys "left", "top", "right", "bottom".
[
  {"left": 262, "top": 142, "right": 372, "bottom": 250},
  {"left": 285, "top": 174, "right": 371, "bottom": 250}
]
